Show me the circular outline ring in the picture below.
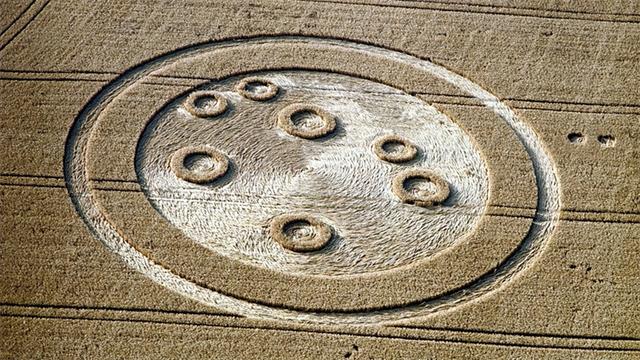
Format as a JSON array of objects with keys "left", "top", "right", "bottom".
[
  {"left": 170, "top": 145, "right": 229, "bottom": 184},
  {"left": 277, "top": 103, "right": 336, "bottom": 139},
  {"left": 184, "top": 90, "right": 228, "bottom": 117},
  {"left": 64, "top": 36, "right": 561, "bottom": 324},
  {"left": 235, "top": 76, "right": 279, "bottom": 101},
  {"left": 270, "top": 213, "right": 333, "bottom": 252},
  {"left": 392, "top": 168, "right": 450, "bottom": 207},
  {"left": 372, "top": 134, "right": 418, "bottom": 163}
]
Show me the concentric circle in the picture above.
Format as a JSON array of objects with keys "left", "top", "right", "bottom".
[
  {"left": 184, "top": 90, "right": 228, "bottom": 117},
  {"left": 236, "top": 76, "right": 279, "bottom": 101},
  {"left": 392, "top": 169, "right": 450, "bottom": 207},
  {"left": 372, "top": 134, "right": 418, "bottom": 163},
  {"left": 137, "top": 70, "right": 487, "bottom": 277},
  {"left": 64, "top": 36, "right": 560, "bottom": 324},
  {"left": 169, "top": 145, "right": 229, "bottom": 184},
  {"left": 270, "top": 213, "right": 333, "bottom": 252},
  {"left": 277, "top": 103, "right": 336, "bottom": 139}
]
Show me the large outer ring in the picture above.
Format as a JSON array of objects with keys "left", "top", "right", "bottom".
[{"left": 64, "top": 36, "right": 560, "bottom": 324}]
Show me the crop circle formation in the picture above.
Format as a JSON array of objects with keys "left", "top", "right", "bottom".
[
  {"left": 236, "top": 76, "right": 280, "bottom": 101},
  {"left": 170, "top": 145, "right": 229, "bottom": 184},
  {"left": 184, "top": 90, "right": 228, "bottom": 117},
  {"left": 392, "top": 168, "right": 450, "bottom": 207},
  {"left": 270, "top": 213, "right": 333, "bottom": 252},
  {"left": 64, "top": 36, "right": 560, "bottom": 324},
  {"left": 277, "top": 103, "right": 337, "bottom": 139},
  {"left": 372, "top": 134, "right": 418, "bottom": 163}
]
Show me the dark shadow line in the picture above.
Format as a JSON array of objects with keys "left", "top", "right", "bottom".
[
  {"left": 1, "top": 69, "right": 639, "bottom": 113},
  {"left": 0, "top": 182, "right": 64, "bottom": 189},
  {"left": 563, "top": 208, "right": 640, "bottom": 216},
  {"left": 0, "top": 69, "right": 119, "bottom": 75},
  {"left": 392, "top": 324, "right": 640, "bottom": 342},
  {"left": 89, "top": 178, "right": 138, "bottom": 184},
  {"left": 0, "top": 0, "right": 37, "bottom": 37},
  {"left": 0, "top": 173, "right": 638, "bottom": 221},
  {"left": 0, "top": 0, "right": 50, "bottom": 54},
  {"left": 504, "top": 105, "right": 640, "bottom": 116},
  {"left": 431, "top": 101, "right": 640, "bottom": 115},
  {"left": 0, "top": 302, "right": 239, "bottom": 318},
  {"left": 92, "top": 187, "right": 140, "bottom": 193},
  {"left": 0, "top": 77, "right": 106, "bottom": 82},
  {"left": 504, "top": 97, "right": 640, "bottom": 109},
  {"left": 1, "top": 312, "right": 638, "bottom": 352},
  {"left": 558, "top": 216, "right": 640, "bottom": 225},
  {"left": 0, "top": 172, "right": 63, "bottom": 179},
  {"left": 4, "top": 180, "right": 637, "bottom": 224},
  {"left": 396, "top": 0, "right": 640, "bottom": 19},
  {"left": 298, "top": 0, "right": 640, "bottom": 24},
  {"left": 3, "top": 303, "right": 639, "bottom": 344}
]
